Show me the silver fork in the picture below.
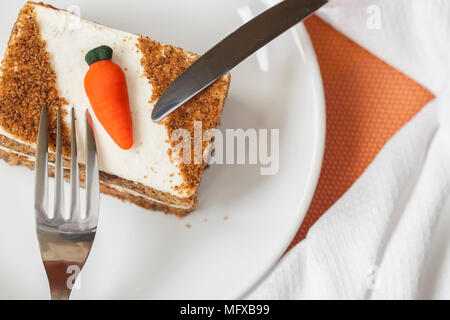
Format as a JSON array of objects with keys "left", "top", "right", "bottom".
[{"left": 34, "top": 104, "right": 99, "bottom": 300}]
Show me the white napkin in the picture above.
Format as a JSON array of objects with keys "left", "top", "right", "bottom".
[{"left": 248, "top": 0, "right": 450, "bottom": 299}]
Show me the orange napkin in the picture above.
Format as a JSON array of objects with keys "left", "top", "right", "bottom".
[{"left": 289, "top": 15, "right": 434, "bottom": 249}]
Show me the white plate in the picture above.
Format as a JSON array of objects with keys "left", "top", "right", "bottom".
[{"left": 0, "top": 0, "right": 325, "bottom": 299}]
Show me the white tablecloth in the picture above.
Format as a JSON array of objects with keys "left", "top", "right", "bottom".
[{"left": 248, "top": 0, "right": 450, "bottom": 299}]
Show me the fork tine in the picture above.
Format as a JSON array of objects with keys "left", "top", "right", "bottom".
[
  {"left": 53, "top": 107, "right": 64, "bottom": 221},
  {"left": 34, "top": 104, "right": 49, "bottom": 221},
  {"left": 70, "top": 108, "right": 80, "bottom": 221},
  {"left": 85, "top": 110, "right": 99, "bottom": 225}
]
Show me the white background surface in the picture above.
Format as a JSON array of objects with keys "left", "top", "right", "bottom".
[{"left": 0, "top": 0, "right": 325, "bottom": 299}]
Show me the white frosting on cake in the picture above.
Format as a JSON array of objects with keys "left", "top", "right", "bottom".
[{"left": 2, "top": 3, "right": 189, "bottom": 198}]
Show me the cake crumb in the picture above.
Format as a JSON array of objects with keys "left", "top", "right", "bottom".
[
  {"left": 223, "top": 216, "right": 229, "bottom": 221},
  {"left": 185, "top": 224, "right": 191, "bottom": 229},
  {"left": 204, "top": 218, "right": 208, "bottom": 222},
  {"left": 0, "top": 3, "right": 69, "bottom": 152},
  {"left": 137, "top": 37, "right": 230, "bottom": 195}
]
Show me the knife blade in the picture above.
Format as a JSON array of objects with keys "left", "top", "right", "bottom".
[{"left": 151, "top": 0, "right": 328, "bottom": 122}]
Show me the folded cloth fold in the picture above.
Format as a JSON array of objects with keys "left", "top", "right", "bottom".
[{"left": 248, "top": 0, "right": 450, "bottom": 299}]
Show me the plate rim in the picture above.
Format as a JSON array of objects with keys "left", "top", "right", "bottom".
[{"left": 237, "top": 21, "right": 326, "bottom": 299}]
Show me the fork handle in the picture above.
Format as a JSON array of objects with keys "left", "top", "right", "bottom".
[{"left": 43, "top": 261, "right": 80, "bottom": 300}]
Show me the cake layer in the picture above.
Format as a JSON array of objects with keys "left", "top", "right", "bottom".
[
  {"left": 0, "top": 133, "right": 195, "bottom": 215},
  {"left": 0, "top": 2, "right": 230, "bottom": 215}
]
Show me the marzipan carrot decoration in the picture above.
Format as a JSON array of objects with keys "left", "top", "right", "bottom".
[{"left": 84, "top": 45, "right": 133, "bottom": 150}]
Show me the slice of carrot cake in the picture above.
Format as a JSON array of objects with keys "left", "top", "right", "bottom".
[{"left": 0, "top": 1, "right": 230, "bottom": 216}]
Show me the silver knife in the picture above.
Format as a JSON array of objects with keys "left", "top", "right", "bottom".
[{"left": 151, "top": 0, "right": 328, "bottom": 122}]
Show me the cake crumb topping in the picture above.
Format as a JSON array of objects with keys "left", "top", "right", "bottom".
[
  {"left": 0, "top": 2, "right": 69, "bottom": 152},
  {"left": 137, "top": 37, "right": 230, "bottom": 194}
]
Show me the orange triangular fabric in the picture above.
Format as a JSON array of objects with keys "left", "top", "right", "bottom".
[{"left": 289, "top": 15, "right": 434, "bottom": 249}]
